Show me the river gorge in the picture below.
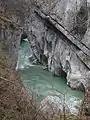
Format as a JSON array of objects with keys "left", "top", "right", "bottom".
[
  {"left": 0, "top": 0, "right": 90, "bottom": 119},
  {"left": 17, "top": 40, "right": 84, "bottom": 114}
]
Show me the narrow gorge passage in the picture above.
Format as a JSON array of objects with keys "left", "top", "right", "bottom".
[
  {"left": 0, "top": 0, "right": 90, "bottom": 119},
  {"left": 17, "top": 40, "right": 84, "bottom": 114}
]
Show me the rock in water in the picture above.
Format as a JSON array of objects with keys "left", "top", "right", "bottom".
[{"left": 40, "top": 96, "right": 70, "bottom": 117}]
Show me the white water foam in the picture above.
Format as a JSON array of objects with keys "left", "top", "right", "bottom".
[{"left": 16, "top": 39, "right": 35, "bottom": 70}]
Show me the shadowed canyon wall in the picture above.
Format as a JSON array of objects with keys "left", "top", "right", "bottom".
[{"left": 26, "top": 0, "right": 90, "bottom": 90}]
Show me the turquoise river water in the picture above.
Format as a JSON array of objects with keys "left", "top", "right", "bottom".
[{"left": 17, "top": 40, "right": 84, "bottom": 114}]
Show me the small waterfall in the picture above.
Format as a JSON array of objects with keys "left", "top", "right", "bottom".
[{"left": 16, "top": 39, "right": 34, "bottom": 70}]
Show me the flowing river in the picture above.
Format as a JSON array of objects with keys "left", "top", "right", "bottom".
[{"left": 17, "top": 40, "right": 84, "bottom": 114}]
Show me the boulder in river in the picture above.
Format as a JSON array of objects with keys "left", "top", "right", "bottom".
[{"left": 40, "top": 96, "right": 70, "bottom": 117}]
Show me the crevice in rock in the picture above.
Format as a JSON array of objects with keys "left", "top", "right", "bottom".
[
  {"left": 20, "top": 32, "right": 28, "bottom": 43},
  {"left": 53, "top": 68, "right": 67, "bottom": 78}
]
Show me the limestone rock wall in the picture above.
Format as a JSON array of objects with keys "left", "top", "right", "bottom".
[
  {"left": 27, "top": 0, "right": 90, "bottom": 90},
  {"left": 0, "top": 0, "right": 90, "bottom": 90}
]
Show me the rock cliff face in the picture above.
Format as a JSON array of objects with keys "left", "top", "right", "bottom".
[
  {"left": 27, "top": 0, "right": 90, "bottom": 90},
  {"left": 0, "top": 0, "right": 90, "bottom": 91}
]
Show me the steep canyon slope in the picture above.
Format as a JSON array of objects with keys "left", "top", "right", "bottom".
[
  {"left": 0, "top": 0, "right": 46, "bottom": 119},
  {"left": 27, "top": 0, "right": 90, "bottom": 90}
]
